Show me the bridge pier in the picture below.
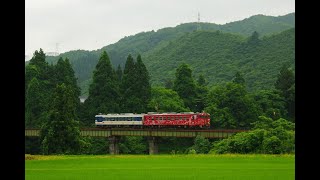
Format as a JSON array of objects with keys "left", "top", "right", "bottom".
[
  {"left": 108, "top": 136, "right": 120, "bottom": 155},
  {"left": 148, "top": 137, "right": 158, "bottom": 155}
]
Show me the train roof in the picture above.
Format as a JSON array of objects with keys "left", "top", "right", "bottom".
[
  {"left": 95, "top": 112, "right": 209, "bottom": 117},
  {"left": 95, "top": 113, "right": 144, "bottom": 117}
]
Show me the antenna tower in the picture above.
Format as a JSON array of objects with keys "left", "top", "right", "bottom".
[
  {"left": 55, "top": 43, "right": 59, "bottom": 56},
  {"left": 197, "top": 12, "right": 201, "bottom": 31}
]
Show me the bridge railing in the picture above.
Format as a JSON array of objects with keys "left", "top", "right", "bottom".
[{"left": 25, "top": 128, "right": 247, "bottom": 139}]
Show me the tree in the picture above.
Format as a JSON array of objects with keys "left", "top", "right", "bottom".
[
  {"left": 195, "top": 74, "right": 209, "bottom": 112},
  {"left": 54, "top": 57, "right": 81, "bottom": 117},
  {"left": 120, "top": 54, "right": 136, "bottom": 112},
  {"left": 232, "top": 72, "right": 245, "bottom": 85},
  {"left": 81, "top": 51, "right": 120, "bottom": 125},
  {"left": 40, "top": 83, "right": 82, "bottom": 154},
  {"left": 119, "top": 137, "right": 148, "bottom": 154},
  {"left": 25, "top": 78, "right": 45, "bottom": 128},
  {"left": 192, "top": 135, "right": 211, "bottom": 154},
  {"left": 134, "top": 54, "right": 151, "bottom": 112},
  {"left": 121, "top": 54, "right": 151, "bottom": 113},
  {"left": 116, "top": 64, "right": 123, "bottom": 81},
  {"left": 247, "top": 31, "right": 260, "bottom": 45},
  {"left": 274, "top": 65, "right": 295, "bottom": 121},
  {"left": 28, "top": 48, "right": 49, "bottom": 81},
  {"left": 173, "top": 63, "right": 197, "bottom": 111},
  {"left": 147, "top": 87, "right": 190, "bottom": 112},
  {"left": 251, "top": 90, "right": 287, "bottom": 120},
  {"left": 275, "top": 65, "right": 295, "bottom": 97},
  {"left": 164, "top": 78, "right": 174, "bottom": 89},
  {"left": 25, "top": 65, "right": 40, "bottom": 91},
  {"left": 25, "top": 49, "right": 55, "bottom": 126},
  {"left": 205, "top": 82, "right": 259, "bottom": 129}
]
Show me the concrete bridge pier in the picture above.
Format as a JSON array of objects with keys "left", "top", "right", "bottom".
[
  {"left": 108, "top": 136, "right": 120, "bottom": 155},
  {"left": 148, "top": 137, "right": 159, "bottom": 155}
]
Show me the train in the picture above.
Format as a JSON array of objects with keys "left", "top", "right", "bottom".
[{"left": 95, "top": 112, "right": 211, "bottom": 129}]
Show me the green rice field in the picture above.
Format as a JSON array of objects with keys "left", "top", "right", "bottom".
[{"left": 25, "top": 154, "right": 294, "bottom": 180}]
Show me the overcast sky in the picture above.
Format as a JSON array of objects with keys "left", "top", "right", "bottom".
[{"left": 25, "top": 0, "right": 295, "bottom": 60}]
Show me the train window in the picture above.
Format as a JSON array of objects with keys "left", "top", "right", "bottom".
[{"left": 95, "top": 117, "right": 104, "bottom": 122}]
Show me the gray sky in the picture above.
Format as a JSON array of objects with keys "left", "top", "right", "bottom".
[{"left": 25, "top": 0, "right": 295, "bottom": 60}]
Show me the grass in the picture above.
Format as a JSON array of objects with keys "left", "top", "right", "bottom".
[{"left": 25, "top": 154, "right": 294, "bottom": 180}]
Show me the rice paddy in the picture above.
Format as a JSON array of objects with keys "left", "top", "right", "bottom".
[{"left": 25, "top": 154, "right": 294, "bottom": 180}]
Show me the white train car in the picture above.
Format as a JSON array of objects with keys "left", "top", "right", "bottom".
[{"left": 95, "top": 113, "right": 144, "bottom": 126}]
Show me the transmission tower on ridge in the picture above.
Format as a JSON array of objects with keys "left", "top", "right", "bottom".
[
  {"left": 197, "top": 12, "right": 201, "bottom": 31},
  {"left": 55, "top": 43, "right": 60, "bottom": 56}
]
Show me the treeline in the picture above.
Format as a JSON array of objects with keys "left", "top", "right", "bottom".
[{"left": 25, "top": 49, "right": 295, "bottom": 155}]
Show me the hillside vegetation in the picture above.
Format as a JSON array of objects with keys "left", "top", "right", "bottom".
[
  {"left": 28, "top": 13, "right": 295, "bottom": 95},
  {"left": 145, "top": 28, "right": 295, "bottom": 91}
]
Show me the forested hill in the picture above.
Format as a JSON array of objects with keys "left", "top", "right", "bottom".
[
  {"left": 29, "top": 12, "right": 294, "bottom": 95},
  {"left": 144, "top": 28, "right": 295, "bottom": 91}
]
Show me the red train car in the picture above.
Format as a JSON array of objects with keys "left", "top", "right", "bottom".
[{"left": 143, "top": 112, "right": 210, "bottom": 128}]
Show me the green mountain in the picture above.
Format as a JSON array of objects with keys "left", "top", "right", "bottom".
[
  {"left": 144, "top": 28, "right": 295, "bottom": 91},
  {"left": 217, "top": 13, "right": 294, "bottom": 36},
  {"left": 27, "top": 12, "right": 295, "bottom": 95}
]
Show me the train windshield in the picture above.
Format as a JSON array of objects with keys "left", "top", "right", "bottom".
[{"left": 95, "top": 116, "right": 104, "bottom": 122}]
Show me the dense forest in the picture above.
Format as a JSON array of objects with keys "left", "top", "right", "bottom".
[
  {"left": 26, "top": 13, "right": 295, "bottom": 96},
  {"left": 25, "top": 12, "right": 295, "bottom": 155},
  {"left": 144, "top": 28, "right": 294, "bottom": 90}
]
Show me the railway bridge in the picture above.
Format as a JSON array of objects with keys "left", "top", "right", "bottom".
[{"left": 25, "top": 128, "right": 246, "bottom": 154}]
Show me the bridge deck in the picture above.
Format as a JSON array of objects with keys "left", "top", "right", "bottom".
[{"left": 25, "top": 128, "right": 246, "bottom": 138}]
